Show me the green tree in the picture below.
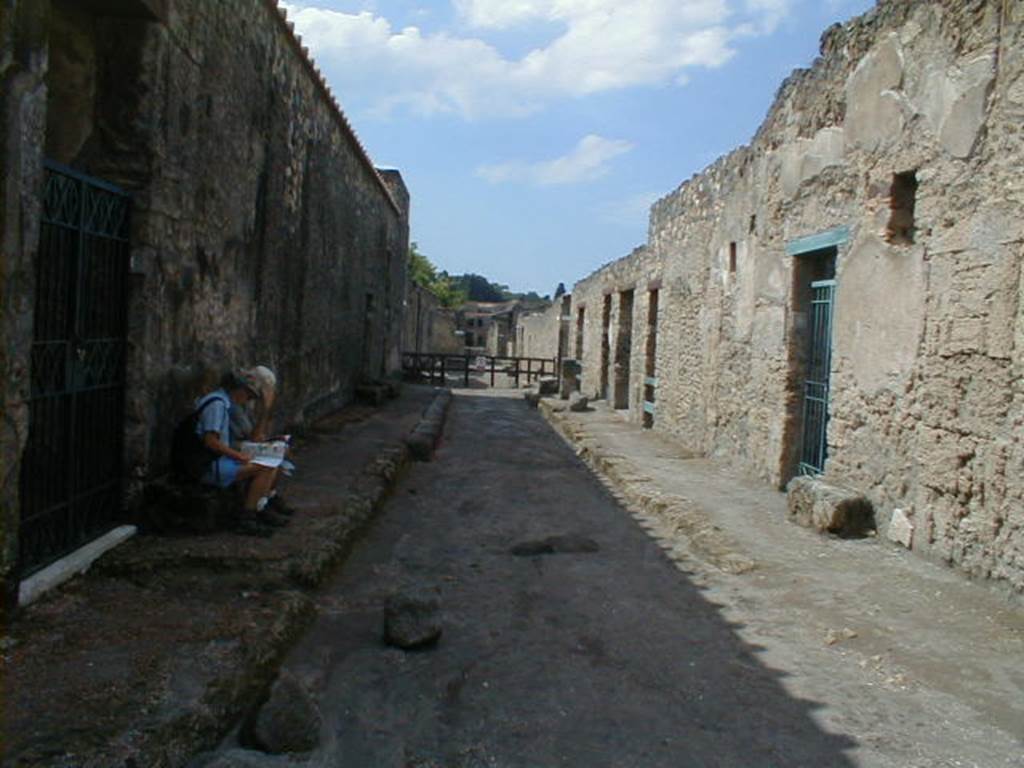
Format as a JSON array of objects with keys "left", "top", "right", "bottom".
[{"left": 408, "top": 243, "right": 467, "bottom": 308}]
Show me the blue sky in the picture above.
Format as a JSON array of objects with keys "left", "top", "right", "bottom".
[{"left": 282, "top": 0, "right": 876, "bottom": 296}]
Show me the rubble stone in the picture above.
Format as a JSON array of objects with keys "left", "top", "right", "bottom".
[
  {"left": 569, "top": 394, "right": 591, "bottom": 412},
  {"left": 887, "top": 508, "right": 914, "bottom": 549},
  {"left": 249, "top": 672, "right": 322, "bottom": 755},
  {"left": 786, "top": 476, "right": 875, "bottom": 538},
  {"left": 383, "top": 589, "right": 442, "bottom": 649}
]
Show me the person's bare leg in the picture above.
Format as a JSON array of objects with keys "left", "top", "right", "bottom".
[{"left": 237, "top": 465, "right": 276, "bottom": 511}]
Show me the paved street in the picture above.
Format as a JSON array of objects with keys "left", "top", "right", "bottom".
[{"left": 231, "top": 390, "right": 1023, "bottom": 767}]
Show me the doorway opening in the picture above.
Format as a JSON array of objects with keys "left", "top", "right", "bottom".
[
  {"left": 783, "top": 247, "right": 837, "bottom": 481},
  {"left": 613, "top": 289, "right": 634, "bottom": 410},
  {"left": 643, "top": 289, "right": 659, "bottom": 428},
  {"left": 600, "top": 294, "right": 611, "bottom": 400}
]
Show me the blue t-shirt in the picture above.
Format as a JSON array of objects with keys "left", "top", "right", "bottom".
[{"left": 195, "top": 390, "right": 232, "bottom": 446}]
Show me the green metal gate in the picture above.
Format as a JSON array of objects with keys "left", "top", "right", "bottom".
[
  {"left": 799, "top": 279, "right": 835, "bottom": 475},
  {"left": 18, "top": 161, "right": 131, "bottom": 575}
]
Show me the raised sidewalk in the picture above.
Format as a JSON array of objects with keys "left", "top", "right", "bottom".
[
  {"left": 1, "top": 385, "right": 442, "bottom": 768},
  {"left": 540, "top": 396, "right": 1024, "bottom": 752}
]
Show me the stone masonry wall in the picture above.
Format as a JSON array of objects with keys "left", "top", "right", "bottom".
[
  {"left": 0, "top": 0, "right": 409, "bottom": 596},
  {"left": 403, "top": 283, "right": 461, "bottom": 355},
  {"left": 559, "top": 0, "right": 1024, "bottom": 591},
  {"left": 44, "top": 0, "right": 410, "bottom": 485},
  {"left": 0, "top": 0, "right": 50, "bottom": 611},
  {"left": 517, "top": 300, "right": 563, "bottom": 362}
]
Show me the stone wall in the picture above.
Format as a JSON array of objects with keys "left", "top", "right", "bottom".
[
  {"left": 403, "top": 283, "right": 461, "bottom": 355},
  {"left": 0, "top": 0, "right": 409, "bottom": 599},
  {"left": 517, "top": 298, "right": 565, "bottom": 362},
  {"left": 0, "top": 0, "right": 51, "bottom": 612},
  {"left": 555, "top": 0, "right": 1024, "bottom": 591}
]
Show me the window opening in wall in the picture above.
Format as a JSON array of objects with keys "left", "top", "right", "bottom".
[
  {"left": 643, "top": 289, "right": 659, "bottom": 429},
  {"left": 885, "top": 170, "right": 917, "bottom": 245},
  {"left": 728, "top": 242, "right": 737, "bottom": 274},
  {"left": 749, "top": 214, "right": 757, "bottom": 234},
  {"left": 600, "top": 295, "right": 612, "bottom": 400},
  {"left": 613, "top": 289, "right": 634, "bottom": 410}
]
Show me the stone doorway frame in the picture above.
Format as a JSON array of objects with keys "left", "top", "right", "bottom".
[{"left": 780, "top": 226, "right": 847, "bottom": 485}]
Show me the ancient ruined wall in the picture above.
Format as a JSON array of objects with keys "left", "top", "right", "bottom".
[
  {"left": 0, "top": 0, "right": 49, "bottom": 611},
  {"left": 403, "top": 283, "right": 461, "bottom": 355},
  {"left": 0, "top": 0, "right": 409, "bottom": 597},
  {"left": 572, "top": 247, "right": 662, "bottom": 419},
  {"left": 43, "top": 0, "right": 411, "bottom": 481},
  {"left": 517, "top": 301, "right": 562, "bottom": 361},
  {"left": 565, "top": 0, "right": 1024, "bottom": 590}
]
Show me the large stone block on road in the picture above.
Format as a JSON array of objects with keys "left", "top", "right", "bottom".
[
  {"left": 569, "top": 393, "right": 591, "bottom": 412},
  {"left": 786, "top": 476, "right": 874, "bottom": 537},
  {"left": 383, "top": 588, "right": 442, "bottom": 649},
  {"left": 538, "top": 376, "right": 559, "bottom": 396},
  {"left": 249, "top": 671, "right": 322, "bottom": 754}
]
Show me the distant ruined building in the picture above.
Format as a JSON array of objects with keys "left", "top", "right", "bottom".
[
  {"left": 517, "top": 0, "right": 1024, "bottom": 592},
  {"left": 0, "top": 0, "right": 409, "bottom": 606}
]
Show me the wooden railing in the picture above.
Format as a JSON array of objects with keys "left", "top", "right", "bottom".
[{"left": 401, "top": 352, "right": 558, "bottom": 388}]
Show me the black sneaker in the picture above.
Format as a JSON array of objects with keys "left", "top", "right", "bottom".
[
  {"left": 268, "top": 496, "right": 297, "bottom": 517},
  {"left": 233, "top": 518, "right": 274, "bottom": 538},
  {"left": 255, "top": 509, "right": 289, "bottom": 528}
]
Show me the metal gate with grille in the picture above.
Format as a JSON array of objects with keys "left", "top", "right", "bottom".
[
  {"left": 798, "top": 279, "right": 835, "bottom": 475},
  {"left": 18, "top": 161, "right": 131, "bottom": 576}
]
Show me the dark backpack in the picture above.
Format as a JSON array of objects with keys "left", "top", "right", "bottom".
[{"left": 170, "top": 396, "right": 222, "bottom": 481}]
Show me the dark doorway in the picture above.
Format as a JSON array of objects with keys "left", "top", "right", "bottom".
[
  {"left": 18, "top": 162, "right": 131, "bottom": 576},
  {"left": 600, "top": 295, "right": 611, "bottom": 400},
  {"left": 575, "top": 306, "right": 585, "bottom": 359},
  {"left": 643, "top": 289, "right": 659, "bottom": 428},
  {"left": 613, "top": 289, "right": 634, "bottom": 410},
  {"left": 784, "top": 248, "right": 837, "bottom": 480}
]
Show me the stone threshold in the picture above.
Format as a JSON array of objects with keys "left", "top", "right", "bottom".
[{"left": 19, "top": 524, "right": 138, "bottom": 607}]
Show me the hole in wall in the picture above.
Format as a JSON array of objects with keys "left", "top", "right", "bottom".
[{"left": 885, "top": 170, "right": 918, "bottom": 245}]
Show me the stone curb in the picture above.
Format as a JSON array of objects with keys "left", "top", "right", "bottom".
[
  {"left": 33, "top": 428, "right": 417, "bottom": 768},
  {"left": 405, "top": 388, "right": 453, "bottom": 461},
  {"left": 539, "top": 400, "right": 757, "bottom": 576}
]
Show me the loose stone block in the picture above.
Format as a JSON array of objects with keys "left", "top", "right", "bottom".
[
  {"left": 249, "top": 672, "right": 322, "bottom": 754},
  {"left": 383, "top": 588, "right": 442, "bottom": 649},
  {"left": 887, "top": 508, "right": 914, "bottom": 549},
  {"left": 538, "top": 376, "right": 559, "bottom": 396},
  {"left": 569, "top": 394, "right": 591, "bottom": 412},
  {"left": 786, "top": 476, "right": 875, "bottom": 538}
]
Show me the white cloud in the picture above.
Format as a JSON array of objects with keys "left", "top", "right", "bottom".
[
  {"left": 281, "top": 0, "right": 793, "bottom": 119},
  {"left": 477, "top": 134, "right": 634, "bottom": 185},
  {"left": 600, "top": 190, "right": 662, "bottom": 227}
]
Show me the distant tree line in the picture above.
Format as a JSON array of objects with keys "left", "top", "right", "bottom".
[{"left": 409, "top": 244, "right": 552, "bottom": 307}]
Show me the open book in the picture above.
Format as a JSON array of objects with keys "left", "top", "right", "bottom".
[{"left": 240, "top": 437, "right": 290, "bottom": 468}]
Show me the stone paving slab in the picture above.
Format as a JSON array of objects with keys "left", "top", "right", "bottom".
[
  {"left": 540, "top": 396, "right": 1024, "bottom": 755},
  {"left": 0, "top": 386, "right": 441, "bottom": 768}
]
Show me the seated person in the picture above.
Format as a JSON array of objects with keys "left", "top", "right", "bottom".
[
  {"left": 230, "top": 365, "right": 277, "bottom": 444},
  {"left": 195, "top": 370, "right": 286, "bottom": 529},
  {"left": 230, "top": 365, "right": 297, "bottom": 501}
]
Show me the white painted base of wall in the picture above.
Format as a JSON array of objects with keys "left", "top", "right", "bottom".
[{"left": 18, "top": 525, "right": 137, "bottom": 607}]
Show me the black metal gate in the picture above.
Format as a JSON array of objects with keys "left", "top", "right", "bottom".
[
  {"left": 18, "top": 161, "right": 130, "bottom": 575},
  {"left": 799, "top": 279, "right": 835, "bottom": 475}
]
